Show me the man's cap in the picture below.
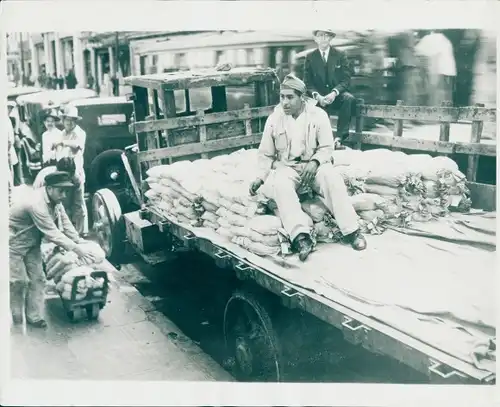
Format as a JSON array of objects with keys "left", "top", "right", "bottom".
[
  {"left": 280, "top": 74, "right": 307, "bottom": 95},
  {"left": 45, "top": 171, "right": 75, "bottom": 188},
  {"left": 313, "top": 29, "right": 336, "bottom": 38}
]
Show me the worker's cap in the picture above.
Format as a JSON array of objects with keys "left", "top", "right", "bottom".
[
  {"left": 280, "top": 74, "right": 307, "bottom": 95},
  {"left": 313, "top": 29, "right": 336, "bottom": 38},
  {"left": 60, "top": 105, "right": 82, "bottom": 121},
  {"left": 45, "top": 171, "right": 75, "bottom": 188}
]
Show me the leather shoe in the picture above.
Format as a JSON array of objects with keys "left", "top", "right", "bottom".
[
  {"left": 27, "top": 319, "right": 47, "bottom": 328},
  {"left": 294, "top": 233, "right": 314, "bottom": 262},
  {"left": 345, "top": 230, "right": 367, "bottom": 251}
]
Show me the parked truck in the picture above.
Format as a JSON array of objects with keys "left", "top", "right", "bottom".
[{"left": 91, "top": 66, "right": 496, "bottom": 383}]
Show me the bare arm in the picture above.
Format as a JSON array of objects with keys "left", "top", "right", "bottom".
[
  {"left": 57, "top": 204, "right": 83, "bottom": 243},
  {"left": 311, "top": 110, "right": 334, "bottom": 165}
]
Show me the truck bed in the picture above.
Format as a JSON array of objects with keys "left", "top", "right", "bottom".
[{"left": 146, "top": 205, "right": 496, "bottom": 382}]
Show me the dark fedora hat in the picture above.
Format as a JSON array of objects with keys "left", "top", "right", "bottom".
[{"left": 45, "top": 171, "right": 75, "bottom": 188}]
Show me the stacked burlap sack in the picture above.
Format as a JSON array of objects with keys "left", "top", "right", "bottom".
[
  {"left": 41, "top": 241, "right": 107, "bottom": 300},
  {"left": 145, "top": 149, "right": 286, "bottom": 256},
  {"left": 333, "top": 148, "right": 472, "bottom": 232}
]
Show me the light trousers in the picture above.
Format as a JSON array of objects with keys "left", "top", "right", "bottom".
[
  {"left": 10, "top": 245, "right": 46, "bottom": 323},
  {"left": 264, "top": 162, "right": 359, "bottom": 242}
]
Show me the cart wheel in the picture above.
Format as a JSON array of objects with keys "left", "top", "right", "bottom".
[
  {"left": 86, "top": 303, "right": 100, "bottom": 320},
  {"left": 92, "top": 188, "right": 125, "bottom": 262},
  {"left": 223, "top": 290, "right": 284, "bottom": 382}
]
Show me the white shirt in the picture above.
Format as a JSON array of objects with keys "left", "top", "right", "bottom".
[
  {"left": 42, "top": 127, "right": 63, "bottom": 164},
  {"left": 319, "top": 47, "right": 330, "bottom": 63},
  {"left": 283, "top": 111, "right": 307, "bottom": 160},
  {"left": 55, "top": 125, "right": 87, "bottom": 181},
  {"left": 415, "top": 33, "right": 457, "bottom": 76}
]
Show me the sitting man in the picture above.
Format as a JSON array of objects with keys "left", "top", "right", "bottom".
[
  {"left": 249, "top": 74, "right": 366, "bottom": 261},
  {"left": 9, "top": 171, "right": 91, "bottom": 327},
  {"left": 304, "top": 29, "right": 356, "bottom": 147}
]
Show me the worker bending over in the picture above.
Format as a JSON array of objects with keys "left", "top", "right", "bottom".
[
  {"left": 9, "top": 171, "right": 92, "bottom": 327},
  {"left": 250, "top": 74, "right": 366, "bottom": 261}
]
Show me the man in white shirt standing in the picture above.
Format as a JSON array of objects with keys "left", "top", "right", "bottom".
[
  {"left": 55, "top": 106, "right": 88, "bottom": 237},
  {"left": 41, "top": 108, "right": 63, "bottom": 165},
  {"left": 415, "top": 30, "right": 457, "bottom": 106}
]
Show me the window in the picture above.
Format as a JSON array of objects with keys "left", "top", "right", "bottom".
[
  {"left": 215, "top": 50, "right": 225, "bottom": 65},
  {"left": 174, "top": 53, "right": 187, "bottom": 69},
  {"left": 246, "top": 49, "right": 255, "bottom": 66}
]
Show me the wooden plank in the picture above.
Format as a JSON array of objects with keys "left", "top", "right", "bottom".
[
  {"left": 466, "top": 103, "right": 485, "bottom": 182},
  {"left": 197, "top": 109, "right": 208, "bottom": 159},
  {"left": 439, "top": 100, "right": 452, "bottom": 158},
  {"left": 144, "top": 114, "right": 162, "bottom": 169},
  {"left": 392, "top": 100, "right": 404, "bottom": 152},
  {"left": 137, "top": 134, "right": 263, "bottom": 163},
  {"left": 353, "top": 98, "right": 364, "bottom": 150},
  {"left": 345, "top": 132, "right": 496, "bottom": 157},
  {"left": 439, "top": 101, "right": 452, "bottom": 141},
  {"left": 125, "top": 70, "right": 277, "bottom": 90},
  {"left": 243, "top": 103, "right": 252, "bottom": 138},
  {"left": 157, "top": 89, "right": 177, "bottom": 165},
  {"left": 133, "top": 106, "right": 274, "bottom": 133},
  {"left": 359, "top": 104, "right": 496, "bottom": 122},
  {"left": 467, "top": 182, "right": 496, "bottom": 211}
]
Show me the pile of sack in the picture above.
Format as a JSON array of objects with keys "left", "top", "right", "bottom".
[
  {"left": 145, "top": 149, "right": 286, "bottom": 256},
  {"left": 145, "top": 147, "right": 472, "bottom": 256},
  {"left": 333, "top": 148, "right": 471, "bottom": 233},
  {"left": 41, "top": 240, "right": 107, "bottom": 300}
]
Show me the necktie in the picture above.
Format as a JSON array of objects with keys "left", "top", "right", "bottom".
[{"left": 322, "top": 51, "right": 327, "bottom": 63}]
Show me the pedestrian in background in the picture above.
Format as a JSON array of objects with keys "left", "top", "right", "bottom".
[
  {"left": 66, "top": 68, "right": 78, "bottom": 89},
  {"left": 415, "top": 30, "right": 457, "bottom": 106}
]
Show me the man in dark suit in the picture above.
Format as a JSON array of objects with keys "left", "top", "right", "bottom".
[{"left": 304, "top": 30, "right": 355, "bottom": 146}]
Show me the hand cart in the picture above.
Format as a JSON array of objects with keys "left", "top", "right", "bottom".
[{"left": 58, "top": 270, "right": 110, "bottom": 322}]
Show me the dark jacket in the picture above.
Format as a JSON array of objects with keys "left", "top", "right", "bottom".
[{"left": 303, "top": 47, "right": 352, "bottom": 97}]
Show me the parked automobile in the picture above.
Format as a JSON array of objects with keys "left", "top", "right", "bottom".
[
  {"left": 62, "top": 96, "right": 136, "bottom": 195},
  {"left": 15, "top": 88, "right": 98, "bottom": 180}
]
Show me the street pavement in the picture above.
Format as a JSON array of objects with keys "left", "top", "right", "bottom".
[{"left": 9, "top": 260, "right": 234, "bottom": 381}]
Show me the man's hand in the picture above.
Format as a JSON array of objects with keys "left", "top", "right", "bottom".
[
  {"left": 323, "top": 91, "right": 338, "bottom": 105},
  {"left": 299, "top": 160, "right": 319, "bottom": 190},
  {"left": 249, "top": 179, "right": 264, "bottom": 196},
  {"left": 73, "top": 244, "right": 92, "bottom": 261}
]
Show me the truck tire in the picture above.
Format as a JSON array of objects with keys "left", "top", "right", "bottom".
[
  {"left": 88, "top": 149, "right": 126, "bottom": 193},
  {"left": 92, "top": 188, "right": 125, "bottom": 263},
  {"left": 223, "top": 289, "right": 284, "bottom": 382}
]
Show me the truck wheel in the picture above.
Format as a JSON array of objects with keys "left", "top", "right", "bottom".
[
  {"left": 223, "top": 290, "right": 284, "bottom": 382},
  {"left": 89, "top": 150, "right": 126, "bottom": 192},
  {"left": 92, "top": 188, "right": 125, "bottom": 262}
]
